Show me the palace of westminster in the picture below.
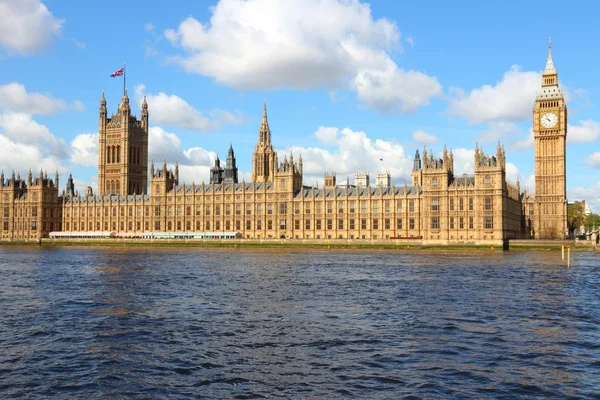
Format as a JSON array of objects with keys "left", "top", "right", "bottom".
[{"left": 0, "top": 45, "right": 568, "bottom": 244}]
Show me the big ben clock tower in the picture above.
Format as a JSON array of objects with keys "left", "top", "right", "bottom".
[{"left": 533, "top": 39, "right": 567, "bottom": 239}]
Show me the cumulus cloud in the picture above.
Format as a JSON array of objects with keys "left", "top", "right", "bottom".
[
  {"left": 0, "top": 82, "right": 68, "bottom": 114},
  {"left": 70, "top": 133, "right": 98, "bottom": 167},
  {"left": 568, "top": 120, "right": 600, "bottom": 143},
  {"left": 134, "top": 84, "right": 245, "bottom": 131},
  {"left": 447, "top": 66, "right": 540, "bottom": 125},
  {"left": 412, "top": 130, "right": 439, "bottom": 145},
  {"left": 569, "top": 181, "right": 600, "bottom": 214},
  {"left": 0, "top": 111, "right": 68, "bottom": 174},
  {"left": 0, "top": 0, "right": 63, "bottom": 55},
  {"left": 287, "top": 126, "right": 412, "bottom": 186},
  {"left": 164, "top": 0, "right": 441, "bottom": 113},
  {"left": 450, "top": 147, "right": 475, "bottom": 176},
  {"left": 147, "top": 125, "right": 250, "bottom": 184},
  {"left": 0, "top": 111, "right": 66, "bottom": 158},
  {"left": 585, "top": 152, "right": 600, "bottom": 168}
]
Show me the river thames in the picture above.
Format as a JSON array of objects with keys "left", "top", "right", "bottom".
[{"left": 0, "top": 247, "right": 598, "bottom": 399}]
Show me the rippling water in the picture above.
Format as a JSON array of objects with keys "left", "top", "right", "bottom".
[{"left": 0, "top": 247, "right": 599, "bottom": 399}]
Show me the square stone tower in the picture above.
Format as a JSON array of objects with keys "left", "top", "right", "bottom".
[
  {"left": 98, "top": 91, "right": 149, "bottom": 195},
  {"left": 533, "top": 39, "right": 567, "bottom": 239}
]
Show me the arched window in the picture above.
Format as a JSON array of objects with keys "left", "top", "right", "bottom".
[
  {"left": 281, "top": 179, "right": 286, "bottom": 189},
  {"left": 107, "top": 146, "right": 111, "bottom": 163},
  {"left": 484, "top": 175, "right": 491, "bottom": 186},
  {"left": 117, "top": 146, "right": 121, "bottom": 163},
  {"left": 112, "top": 146, "right": 116, "bottom": 164},
  {"left": 116, "top": 180, "right": 120, "bottom": 193},
  {"left": 432, "top": 177, "right": 438, "bottom": 187}
]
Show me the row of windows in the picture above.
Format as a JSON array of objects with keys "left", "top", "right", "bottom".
[
  {"left": 63, "top": 218, "right": 423, "bottom": 232},
  {"left": 2, "top": 207, "right": 56, "bottom": 218},
  {"left": 431, "top": 216, "right": 494, "bottom": 230},
  {"left": 2, "top": 221, "right": 55, "bottom": 232},
  {"left": 62, "top": 195, "right": 497, "bottom": 219},
  {"left": 430, "top": 197, "right": 493, "bottom": 211}
]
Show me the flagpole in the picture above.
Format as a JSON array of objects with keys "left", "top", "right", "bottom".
[{"left": 123, "top": 62, "right": 126, "bottom": 96}]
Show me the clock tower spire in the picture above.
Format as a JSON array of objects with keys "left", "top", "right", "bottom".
[{"left": 533, "top": 38, "right": 567, "bottom": 239}]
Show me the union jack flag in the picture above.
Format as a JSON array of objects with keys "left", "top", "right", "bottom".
[{"left": 110, "top": 67, "right": 124, "bottom": 77}]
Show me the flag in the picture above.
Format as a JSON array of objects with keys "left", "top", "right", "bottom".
[{"left": 110, "top": 67, "right": 124, "bottom": 77}]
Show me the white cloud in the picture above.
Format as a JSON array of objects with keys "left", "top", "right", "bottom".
[
  {"left": 585, "top": 152, "right": 600, "bottom": 168},
  {"left": 135, "top": 84, "right": 245, "bottom": 130},
  {"left": 73, "top": 100, "right": 85, "bottom": 112},
  {"left": 451, "top": 147, "right": 475, "bottom": 175},
  {"left": 164, "top": 0, "right": 440, "bottom": 113},
  {"left": 0, "top": 112, "right": 67, "bottom": 174},
  {"left": 0, "top": 82, "right": 68, "bottom": 114},
  {"left": 0, "top": 111, "right": 66, "bottom": 158},
  {"left": 405, "top": 36, "right": 414, "bottom": 48},
  {"left": 148, "top": 126, "right": 217, "bottom": 169},
  {"left": 70, "top": 133, "right": 98, "bottom": 167},
  {"left": 148, "top": 126, "right": 187, "bottom": 162},
  {"left": 412, "top": 130, "right": 439, "bottom": 145},
  {"left": 568, "top": 120, "right": 600, "bottom": 143},
  {"left": 144, "top": 22, "right": 155, "bottom": 32},
  {"left": 448, "top": 66, "right": 540, "bottom": 125},
  {"left": 148, "top": 126, "right": 252, "bottom": 184},
  {"left": 287, "top": 126, "right": 411, "bottom": 186},
  {"left": 354, "top": 62, "right": 442, "bottom": 113},
  {"left": 569, "top": 181, "right": 600, "bottom": 214},
  {"left": 0, "top": 0, "right": 63, "bottom": 55}
]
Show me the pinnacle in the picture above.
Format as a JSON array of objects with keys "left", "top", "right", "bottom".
[{"left": 543, "top": 37, "right": 557, "bottom": 76}]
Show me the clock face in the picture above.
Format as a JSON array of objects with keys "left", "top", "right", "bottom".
[{"left": 540, "top": 112, "right": 558, "bottom": 128}]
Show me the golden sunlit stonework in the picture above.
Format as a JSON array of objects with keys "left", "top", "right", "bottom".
[{"left": 0, "top": 44, "right": 567, "bottom": 244}]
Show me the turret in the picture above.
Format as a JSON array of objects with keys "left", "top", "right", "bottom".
[
  {"left": 99, "top": 91, "right": 107, "bottom": 120},
  {"left": 210, "top": 156, "right": 224, "bottom": 184},
  {"left": 141, "top": 95, "right": 148, "bottom": 128},
  {"left": 174, "top": 161, "right": 179, "bottom": 185},
  {"left": 224, "top": 144, "right": 239, "bottom": 184},
  {"left": 66, "top": 174, "right": 75, "bottom": 197},
  {"left": 413, "top": 149, "right": 421, "bottom": 171},
  {"left": 119, "top": 89, "right": 131, "bottom": 115}
]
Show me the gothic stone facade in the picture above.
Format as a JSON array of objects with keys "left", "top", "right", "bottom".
[{"left": 0, "top": 45, "right": 567, "bottom": 243}]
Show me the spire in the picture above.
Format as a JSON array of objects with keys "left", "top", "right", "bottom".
[
  {"left": 259, "top": 100, "right": 271, "bottom": 144},
  {"left": 413, "top": 149, "right": 421, "bottom": 172},
  {"left": 99, "top": 91, "right": 107, "bottom": 117},
  {"left": 543, "top": 37, "right": 557, "bottom": 76},
  {"left": 119, "top": 88, "right": 130, "bottom": 113}
]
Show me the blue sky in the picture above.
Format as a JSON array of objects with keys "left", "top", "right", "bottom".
[{"left": 1, "top": 0, "right": 599, "bottom": 210}]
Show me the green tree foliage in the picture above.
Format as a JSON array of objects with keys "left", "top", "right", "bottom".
[
  {"left": 567, "top": 202, "right": 585, "bottom": 232},
  {"left": 585, "top": 213, "right": 600, "bottom": 231}
]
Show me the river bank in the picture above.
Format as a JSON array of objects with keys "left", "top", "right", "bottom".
[{"left": 0, "top": 238, "right": 596, "bottom": 252}]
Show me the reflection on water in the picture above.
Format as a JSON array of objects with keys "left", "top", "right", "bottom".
[{"left": 0, "top": 248, "right": 599, "bottom": 398}]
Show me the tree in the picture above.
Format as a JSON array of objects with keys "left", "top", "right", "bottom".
[
  {"left": 585, "top": 213, "right": 600, "bottom": 231},
  {"left": 568, "top": 202, "right": 586, "bottom": 234}
]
